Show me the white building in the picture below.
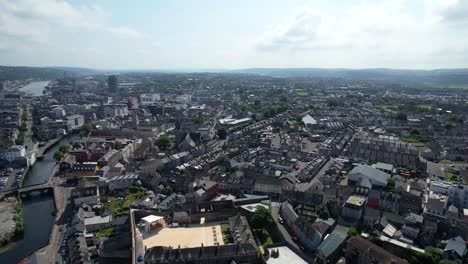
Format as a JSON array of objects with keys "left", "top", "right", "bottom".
[
  {"left": 66, "top": 115, "right": 85, "bottom": 130},
  {"left": 2, "top": 145, "right": 26, "bottom": 162},
  {"left": 176, "top": 94, "right": 192, "bottom": 104},
  {"left": 103, "top": 104, "right": 128, "bottom": 118},
  {"left": 140, "top": 94, "right": 161, "bottom": 105},
  {"left": 430, "top": 181, "right": 468, "bottom": 209},
  {"left": 52, "top": 107, "right": 66, "bottom": 118}
]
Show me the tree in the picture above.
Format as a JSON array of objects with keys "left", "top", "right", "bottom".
[
  {"left": 316, "top": 203, "right": 330, "bottom": 219},
  {"left": 410, "top": 128, "right": 420, "bottom": 136},
  {"left": 251, "top": 206, "right": 273, "bottom": 229},
  {"left": 15, "top": 132, "right": 25, "bottom": 145},
  {"left": 156, "top": 135, "right": 171, "bottom": 150},
  {"left": 54, "top": 150, "right": 64, "bottom": 161},
  {"left": 217, "top": 128, "right": 228, "bottom": 140},
  {"left": 59, "top": 144, "right": 70, "bottom": 153},
  {"left": 80, "top": 123, "right": 93, "bottom": 138},
  {"left": 386, "top": 178, "right": 395, "bottom": 191},
  {"left": 348, "top": 227, "right": 360, "bottom": 236}
]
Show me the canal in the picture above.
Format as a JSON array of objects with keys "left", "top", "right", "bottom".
[{"left": 0, "top": 134, "right": 80, "bottom": 263}]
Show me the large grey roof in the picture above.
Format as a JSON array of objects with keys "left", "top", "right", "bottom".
[
  {"left": 348, "top": 165, "right": 390, "bottom": 187},
  {"left": 317, "top": 233, "right": 346, "bottom": 258},
  {"left": 445, "top": 239, "right": 466, "bottom": 257}
]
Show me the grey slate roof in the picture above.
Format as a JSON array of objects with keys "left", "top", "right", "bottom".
[
  {"left": 317, "top": 233, "right": 346, "bottom": 258},
  {"left": 348, "top": 165, "right": 390, "bottom": 187},
  {"left": 445, "top": 239, "right": 466, "bottom": 257}
]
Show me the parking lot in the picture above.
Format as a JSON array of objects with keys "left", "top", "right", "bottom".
[{"left": 0, "top": 167, "right": 25, "bottom": 191}]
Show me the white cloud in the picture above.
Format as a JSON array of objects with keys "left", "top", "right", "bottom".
[
  {"left": 108, "top": 26, "right": 147, "bottom": 39},
  {"left": 0, "top": 0, "right": 155, "bottom": 50},
  {"left": 254, "top": 0, "right": 468, "bottom": 68}
]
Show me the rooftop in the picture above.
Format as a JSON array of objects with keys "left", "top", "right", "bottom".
[
  {"left": 345, "top": 196, "right": 365, "bottom": 207},
  {"left": 142, "top": 223, "right": 224, "bottom": 249},
  {"left": 266, "top": 245, "right": 308, "bottom": 264}
]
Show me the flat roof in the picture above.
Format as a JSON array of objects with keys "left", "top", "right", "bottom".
[
  {"left": 142, "top": 215, "right": 164, "bottom": 223},
  {"left": 266, "top": 246, "right": 308, "bottom": 264},
  {"left": 346, "top": 196, "right": 365, "bottom": 206},
  {"left": 142, "top": 223, "right": 224, "bottom": 249},
  {"left": 379, "top": 235, "right": 425, "bottom": 254}
]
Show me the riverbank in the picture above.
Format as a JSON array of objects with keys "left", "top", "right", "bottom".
[{"left": 0, "top": 198, "right": 23, "bottom": 252}]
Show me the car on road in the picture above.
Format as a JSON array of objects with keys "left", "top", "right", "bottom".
[
  {"left": 137, "top": 253, "right": 144, "bottom": 262},
  {"left": 278, "top": 216, "right": 284, "bottom": 224},
  {"left": 291, "top": 236, "right": 298, "bottom": 242}
]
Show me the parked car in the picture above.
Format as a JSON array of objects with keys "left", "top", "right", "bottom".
[
  {"left": 137, "top": 253, "right": 144, "bottom": 262},
  {"left": 278, "top": 216, "right": 284, "bottom": 224}
]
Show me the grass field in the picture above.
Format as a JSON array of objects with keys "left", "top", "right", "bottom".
[
  {"left": 446, "top": 172, "right": 459, "bottom": 182},
  {"left": 295, "top": 90, "right": 309, "bottom": 96},
  {"left": 375, "top": 104, "right": 399, "bottom": 110},
  {"left": 417, "top": 104, "right": 433, "bottom": 110},
  {"left": 401, "top": 137, "right": 426, "bottom": 147}
]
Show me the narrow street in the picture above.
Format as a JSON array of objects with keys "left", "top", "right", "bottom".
[{"left": 270, "top": 202, "right": 299, "bottom": 250}]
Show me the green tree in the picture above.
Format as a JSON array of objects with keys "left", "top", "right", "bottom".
[
  {"left": 59, "top": 144, "right": 70, "bottom": 153},
  {"left": 410, "top": 128, "right": 420, "bottom": 136},
  {"left": 54, "top": 150, "right": 64, "bottom": 161},
  {"left": 217, "top": 128, "right": 228, "bottom": 140},
  {"left": 80, "top": 123, "right": 93, "bottom": 137},
  {"left": 316, "top": 203, "right": 330, "bottom": 219},
  {"left": 15, "top": 132, "right": 25, "bottom": 145},
  {"left": 156, "top": 135, "right": 171, "bottom": 150},
  {"left": 348, "top": 227, "right": 360, "bottom": 236},
  {"left": 251, "top": 206, "right": 273, "bottom": 229},
  {"left": 386, "top": 178, "right": 395, "bottom": 191}
]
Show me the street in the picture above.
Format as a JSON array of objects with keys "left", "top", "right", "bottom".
[{"left": 270, "top": 202, "right": 299, "bottom": 250}]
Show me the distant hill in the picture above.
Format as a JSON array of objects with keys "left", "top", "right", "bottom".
[
  {"left": 0, "top": 66, "right": 98, "bottom": 81},
  {"left": 232, "top": 68, "right": 468, "bottom": 85}
]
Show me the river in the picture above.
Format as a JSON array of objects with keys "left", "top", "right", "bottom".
[
  {"left": 0, "top": 134, "right": 80, "bottom": 263},
  {"left": 20, "top": 81, "right": 50, "bottom": 96}
]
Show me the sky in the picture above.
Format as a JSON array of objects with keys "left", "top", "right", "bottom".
[{"left": 0, "top": 0, "right": 468, "bottom": 70}]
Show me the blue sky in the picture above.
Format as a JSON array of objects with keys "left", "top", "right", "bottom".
[{"left": 0, "top": 0, "right": 468, "bottom": 70}]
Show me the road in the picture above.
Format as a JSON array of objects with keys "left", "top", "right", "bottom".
[
  {"left": 49, "top": 176, "right": 71, "bottom": 264},
  {"left": 270, "top": 202, "right": 299, "bottom": 250},
  {"left": 426, "top": 160, "right": 468, "bottom": 181}
]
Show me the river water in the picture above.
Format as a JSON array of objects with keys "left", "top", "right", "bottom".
[
  {"left": 0, "top": 134, "right": 79, "bottom": 263},
  {"left": 20, "top": 81, "right": 50, "bottom": 96}
]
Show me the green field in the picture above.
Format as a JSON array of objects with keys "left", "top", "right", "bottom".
[
  {"left": 446, "top": 84, "right": 468, "bottom": 89},
  {"left": 401, "top": 137, "right": 426, "bottom": 147},
  {"left": 295, "top": 90, "right": 309, "bottom": 96},
  {"left": 417, "top": 104, "right": 433, "bottom": 110},
  {"left": 375, "top": 104, "right": 399, "bottom": 110}
]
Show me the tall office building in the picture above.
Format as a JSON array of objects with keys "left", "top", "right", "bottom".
[{"left": 108, "top": 75, "right": 118, "bottom": 93}]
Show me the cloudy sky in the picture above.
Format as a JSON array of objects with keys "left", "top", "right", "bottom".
[{"left": 1, "top": 0, "right": 467, "bottom": 70}]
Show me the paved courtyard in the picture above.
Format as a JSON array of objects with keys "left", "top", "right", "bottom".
[{"left": 142, "top": 223, "right": 224, "bottom": 249}]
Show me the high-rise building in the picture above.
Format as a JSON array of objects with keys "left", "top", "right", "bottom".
[{"left": 107, "top": 75, "right": 118, "bottom": 93}]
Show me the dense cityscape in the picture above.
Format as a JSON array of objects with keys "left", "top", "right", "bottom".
[
  {"left": 2, "top": 0, "right": 468, "bottom": 263},
  {"left": 0, "top": 67, "right": 466, "bottom": 264}
]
